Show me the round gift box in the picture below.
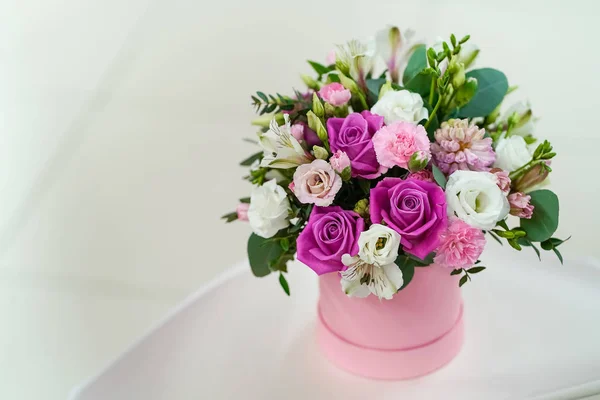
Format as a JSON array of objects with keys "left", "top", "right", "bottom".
[{"left": 316, "top": 265, "right": 464, "bottom": 380}]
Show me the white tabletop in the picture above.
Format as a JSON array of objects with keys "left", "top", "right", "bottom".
[{"left": 70, "top": 247, "right": 600, "bottom": 400}]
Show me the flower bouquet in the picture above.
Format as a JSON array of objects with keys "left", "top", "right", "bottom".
[{"left": 223, "top": 27, "right": 567, "bottom": 379}]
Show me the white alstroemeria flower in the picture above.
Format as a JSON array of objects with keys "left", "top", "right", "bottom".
[
  {"left": 445, "top": 170, "right": 510, "bottom": 230},
  {"left": 259, "top": 115, "right": 312, "bottom": 169},
  {"left": 336, "top": 39, "right": 375, "bottom": 83},
  {"left": 375, "top": 27, "right": 415, "bottom": 80},
  {"left": 357, "top": 224, "right": 401, "bottom": 266},
  {"left": 498, "top": 102, "right": 535, "bottom": 137},
  {"left": 340, "top": 254, "right": 404, "bottom": 300},
  {"left": 247, "top": 179, "right": 291, "bottom": 238}
]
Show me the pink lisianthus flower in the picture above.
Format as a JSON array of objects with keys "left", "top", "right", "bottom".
[
  {"left": 319, "top": 83, "right": 351, "bottom": 107},
  {"left": 236, "top": 203, "right": 249, "bottom": 221},
  {"left": 372, "top": 121, "right": 431, "bottom": 169},
  {"left": 491, "top": 168, "right": 511, "bottom": 194},
  {"left": 292, "top": 159, "right": 342, "bottom": 206},
  {"left": 434, "top": 218, "right": 486, "bottom": 269},
  {"left": 407, "top": 169, "right": 434, "bottom": 182},
  {"left": 431, "top": 119, "right": 495, "bottom": 174},
  {"left": 330, "top": 150, "right": 351, "bottom": 174},
  {"left": 508, "top": 192, "right": 534, "bottom": 219}
]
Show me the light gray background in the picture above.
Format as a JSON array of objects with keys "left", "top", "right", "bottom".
[{"left": 1, "top": 0, "right": 599, "bottom": 398}]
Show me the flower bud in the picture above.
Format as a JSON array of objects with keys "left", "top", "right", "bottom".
[
  {"left": 338, "top": 73, "right": 360, "bottom": 95},
  {"left": 449, "top": 59, "right": 466, "bottom": 88},
  {"left": 312, "top": 93, "right": 324, "bottom": 118},
  {"left": 508, "top": 192, "right": 534, "bottom": 219},
  {"left": 378, "top": 80, "right": 393, "bottom": 100},
  {"left": 513, "top": 163, "right": 550, "bottom": 193},
  {"left": 312, "top": 145, "right": 329, "bottom": 160},
  {"left": 454, "top": 77, "right": 478, "bottom": 108},
  {"left": 408, "top": 150, "right": 429, "bottom": 172},
  {"left": 353, "top": 199, "right": 369, "bottom": 218},
  {"left": 457, "top": 43, "right": 479, "bottom": 68},
  {"left": 301, "top": 74, "right": 321, "bottom": 91},
  {"left": 324, "top": 102, "right": 336, "bottom": 117},
  {"left": 306, "top": 111, "right": 329, "bottom": 150}
]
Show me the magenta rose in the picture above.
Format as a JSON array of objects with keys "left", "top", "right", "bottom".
[
  {"left": 326, "top": 111, "right": 386, "bottom": 179},
  {"left": 297, "top": 206, "right": 364, "bottom": 275},
  {"left": 370, "top": 178, "right": 447, "bottom": 259}
]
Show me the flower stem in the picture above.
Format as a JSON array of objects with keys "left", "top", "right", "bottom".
[
  {"left": 424, "top": 95, "right": 442, "bottom": 130},
  {"left": 428, "top": 78, "right": 435, "bottom": 105}
]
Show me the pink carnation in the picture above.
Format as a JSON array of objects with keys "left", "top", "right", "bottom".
[
  {"left": 330, "top": 150, "right": 351, "bottom": 174},
  {"left": 434, "top": 218, "right": 486, "bottom": 269},
  {"left": 431, "top": 119, "right": 495, "bottom": 174},
  {"left": 372, "top": 121, "right": 431, "bottom": 169},
  {"left": 407, "top": 169, "right": 434, "bottom": 182},
  {"left": 508, "top": 192, "right": 534, "bottom": 219},
  {"left": 236, "top": 203, "right": 249, "bottom": 221},
  {"left": 491, "top": 168, "right": 511, "bottom": 194},
  {"left": 319, "top": 83, "right": 351, "bottom": 107}
]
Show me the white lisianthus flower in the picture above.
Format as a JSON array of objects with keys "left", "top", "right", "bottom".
[
  {"left": 247, "top": 179, "right": 290, "bottom": 238},
  {"left": 357, "top": 224, "right": 401, "bottom": 266},
  {"left": 340, "top": 254, "right": 404, "bottom": 300},
  {"left": 445, "top": 170, "right": 510, "bottom": 230},
  {"left": 259, "top": 115, "right": 312, "bottom": 169},
  {"left": 494, "top": 134, "right": 532, "bottom": 172},
  {"left": 371, "top": 90, "right": 429, "bottom": 124}
]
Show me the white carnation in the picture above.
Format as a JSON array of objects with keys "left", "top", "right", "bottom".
[
  {"left": 247, "top": 180, "right": 290, "bottom": 238},
  {"left": 371, "top": 90, "right": 429, "bottom": 124}
]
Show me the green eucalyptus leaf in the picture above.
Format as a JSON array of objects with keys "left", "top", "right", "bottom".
[
  {"left": 394, "top": 255, "right": 416, "bottom": 290},
  {"left": 403, "top": 45, "right": 427, "bottom": 84},
  {"left": 405, "top": 72, "right": 432, "bottom": 97},
  {"left": 247, "top": 233, "right": 283, "bottom": 277},
  {"left": 366, "top": 78, "right": 387, "bottom": 103},
  {"left": 520, "top": 190, "right": 559, "bottom": 242},
  {"left": 458, "top": 68, "right": 508, "bottom": 118},
  {"left": 432, "top": 164, "right": 447, "bottom": 189}
]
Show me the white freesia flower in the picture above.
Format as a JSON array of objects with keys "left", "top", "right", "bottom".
[
  {"left": 499, "top": 101, "right": 535, "bottom": 137},
  {"left": 358, "top": 224, "right": 401, "bottom": 266},
  {"left": 340, "top": 254, "right": 404, "bottom": 300},
  {"left": 445, "top": 170, "right": 510, "bottom": 230},
  {"left": 336, "top": 39, "right": 375, "bottom": 83},
  {"left": 259, "top": 115, "right": 312, "bottom": 169},
  {"left": 371, "top": 90, "right": 429, "bottom": 124},
  {"left": 247, "top": 179, "right": 290, "bottom": 238},
  {"left": 431, "top": 37, "right": 479, "bottom": 68},
  {"left": 494, "top": 134, "right": 532, "bottom": 172}
]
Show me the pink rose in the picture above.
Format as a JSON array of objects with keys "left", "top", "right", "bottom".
[
  {"left": 372, "top": 121, "right": 431, "bottom": 169},
  {"left": 329, "top": 150, "right": 351, "bottom": 174},
  {"left": 508, "top": 192, "right": 534, "bottom": 219},
  {"left": 236, "top": 203, "right": 249, "bottom": 221},
  {"left": 318, "top": 83, "right": 351, "bottom": 107},
  {"left": 292, "top": 159, "right": 342, "bottom": 206},
  {"left": 491, "top": 168, "right": 511, "bottom": 194},
  {"left": 407, "top": 169, "right": 434, "bottom": 182},
  {"left": 434, "top": 218, "right": 486, "bottom": 269}
]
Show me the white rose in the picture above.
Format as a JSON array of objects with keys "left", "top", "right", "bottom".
[
  {"left": 247, "top": 180, "right": 290, "bottom": 238},
  {"left": 358, "top": 224, "right": 401, "bottom": 266},
  {"left": 446, "top": 170, "right": 510, "bottom": 230},
  {"left": 494, "top": 134, "right": 532, "bottom": 172},
  {"left": 371, "top": 90, "right": 429, "bottom": 124}
]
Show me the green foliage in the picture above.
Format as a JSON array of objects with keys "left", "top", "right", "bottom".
[
  {"left": 432, "top": 164, "right": 447, "bottom": 188},
  {"left": 308, "top": 60, "right": 333, "bottom": 78},
  {"left": 366, "top": 78, "right": 386, "bottom": 104},
  {"left": 240, "top": 151, "right": 263, "bottom": 166},
  {"left": 221, "top": 212, "right": 238, "bottom": 223},
  {"left": 394, "top": 254, "right": 419, "bottom": 290},
  {"left": 520, "top": 190, "right": 559, "bottom": 242},
  {"left": 247, "top": 233, "right": 283, "bottom": 277},
  {"left": 458, "top": 68, "right": 508, "bottom": 118},
  {"left": 403, "top": 45, "right": 427, "bottom": 84},
  {"left": 279, "top": 273, "right": 290, "bottom": 296},
  {"left": 251, "top": 92, "right": 298, "bottom": 115}
]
